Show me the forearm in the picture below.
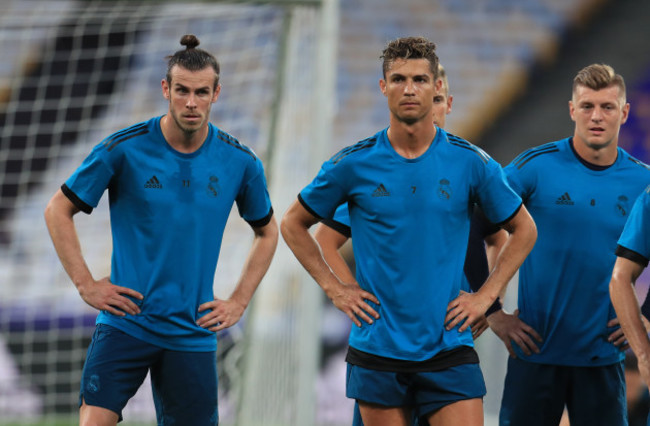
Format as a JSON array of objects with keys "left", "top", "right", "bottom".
[
  {"left": 314, "top": 224, "right": 355, "bottom": 284},
  {"left": 44, "top": 192, "right": 94, "bottom": 290},
  {"left": 281, "top": 215, "right": 342, "bottom": 297},
  {"left": 610, "top": 273, "right": 650, "bottom": 361},
  {"left": 478, "top": 209, "right": 536, "bottom": 305},
  {"left": 229, "top": 219, "right": 279, "bottom": 309}
]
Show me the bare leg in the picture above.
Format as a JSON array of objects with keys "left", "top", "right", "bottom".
[
  {"left": 358, "top": 401, "right": 412, "bottom": 426},
  {"left": 427, "top": 398, "right": 483, "bottom": 426},
  {"left": 79, "top": 399, "right": 119, "bottom": 426}
]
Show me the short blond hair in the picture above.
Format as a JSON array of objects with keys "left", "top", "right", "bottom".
[{"left": 572, "top": 63, "right": 626, "bottom": 104}]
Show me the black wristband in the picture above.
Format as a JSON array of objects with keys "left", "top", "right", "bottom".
[{"left": 485, "top": 297, "right": 503, "bottom": 317}]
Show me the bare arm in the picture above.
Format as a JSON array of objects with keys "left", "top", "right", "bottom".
[
  {"left": 470, "top": 228, "right": 510, "bottom": 339},
  {"left": 481, "top": 218, "right": 543, "bottom": 357},
  {"left": 485, "top": 229, "right": 508, "bottom": 272},
  {"left": 44, "top": 188, "right": 143, "bottom": 316},
  {"left": 446, "top": 205, "right": 537, "bottom": 333},
  {"left": 281, "top": 200, "right": 379, "bottom": 326},
  {"left": 197, "top": 214, "right": 279, "bottom": 332},
  {"left": 313, "top": 223, "right": 356, "bottom": 284},
  {"left": 610, "top": 256, "right": 650, "bottom": 385}
]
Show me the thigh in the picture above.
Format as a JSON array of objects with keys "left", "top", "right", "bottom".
[
  {"left": 358, "top": 401, "right": 412, "bottom": 426},
  {"left": 566, "top": 362, "right": 626, "bottom": 426},
  {"left": 80, "top": 324, "right": 157, "bottom": 421},
  {"left": 427, "top": 398, "right": 483, "bottom": 426},
  {"left": 499, "top": 358, "right": 566, "bottom": 426},
  {"left": 150, "top": 349, "right": 218, "bottom": 425}
]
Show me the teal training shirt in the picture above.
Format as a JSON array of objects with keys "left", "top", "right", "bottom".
[
  {"left": 617, "top": 185, "right": 650, "bottom": 265},
  {"left": 63, "top": 116, "right": 273, "bottom": 351},
  {"left": 505, "top": 138, "right": 650, "bottom": 366},
  {"left": 300, "top": 127, "right": 521, "bottom": 361}
]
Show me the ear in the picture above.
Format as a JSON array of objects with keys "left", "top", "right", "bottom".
[
  {"left": 446, "top": 94, "right": 453, "bottom": 115},
  {"left": 568, "top": 100, "right": 576, "bottom": 122},
  {"left": 620, "top": 102, "right": 630, "bottom": 125},
  {"left": 435, "top": 78, "right": 443, "bottom": 92},
  {"left": 379, "top": 79, "right": 387, "bottom": 96},
  {"left": 162, "top": 79, "right": 170, "bottom": 100},
  {"left": 212, "top": 84, "right": 221, "bottom": 103}
]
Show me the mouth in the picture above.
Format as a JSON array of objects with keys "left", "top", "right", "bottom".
[{"left": 184, "top": 115, "right": 201, "bottom": 122}]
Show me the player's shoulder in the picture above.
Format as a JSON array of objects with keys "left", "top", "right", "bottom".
[
  {"left": 329, "top": 133, "right": 380, "bottom": 165},
  {"left": 212, "top": 125, "right": 259, "bottom": 162},
  {"left": 618, "top": 147, "right": 650, "bottom": 173},
  {"left": 442, "top": 131, "right": 491, "bottom": 164},
  {"left": 99, "top": 118, "right": 154, "bottom": 154},
  {"left": 509, "top": 139, "right": 564, "bottom": 171}
]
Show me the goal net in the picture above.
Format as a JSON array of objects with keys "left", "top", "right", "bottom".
[{"left": 0, "top": 0, "right": 332, "bottom": 424}]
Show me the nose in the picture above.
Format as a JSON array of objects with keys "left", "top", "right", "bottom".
[
  {"left": 186, "top": 93, "right": 197, "bottom": 109},
  {"left": 404, "top": 79, "right": 415, "bottom": 94},
  {"left": 591, "top": 106, "right": 603, "bottom": 122}
]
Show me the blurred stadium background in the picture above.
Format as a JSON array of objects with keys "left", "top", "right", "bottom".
[{"left": 1, "top": 0, "right": 650, "bottom": 425}]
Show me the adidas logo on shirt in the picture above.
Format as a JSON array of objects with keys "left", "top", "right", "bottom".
[
  {"left": 372, "top": 183, "right": 390, "bottom": 197},
  {"left": 144, "top": 175, "right": 163, "bottom": 189},
  {"left": 372, "top": 184, "right": 390, "bottom": 197},
  {"left": 555, "top": 192, "right": 574, "bottom": 205}
]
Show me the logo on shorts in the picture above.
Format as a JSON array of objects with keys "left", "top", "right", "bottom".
[{"left": 87, "top": 374, "right": 100, "bottom": 393}]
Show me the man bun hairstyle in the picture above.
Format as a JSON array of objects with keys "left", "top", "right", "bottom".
[
  {"left": 381, "top": 36, "right": 439, "bottom": 80},
  {"left": 166, "top": 34, "right": 220, "bottom": 89}
]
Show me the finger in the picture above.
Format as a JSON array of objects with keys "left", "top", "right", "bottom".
[
  {"left": 111, "top": 296, "right": 140, "bottom": 315},
  {"left": 458, "top": 315, "right": 474, "bottom": 333},
  {"left": 347, "top": 311, "right": 362, "bottom": 327},
  {"left": 505, "top": 342, "right": 516, "bottom": 359},
  {"left": 198, "top": 301, "right": 218, "bottom": 313},
  {"left": 607, "top": 318, "right": 620, "bottom": 327},
  {"left": 353, "top": 307, "right": 375, "bottom": 325},
  {"left": 444, "top": 305, "right": 463, "bottom": 325},
  {"left": 446, "top": 312, "right": 467, "bottom": 331},
  {"left": 359, "top": 302, "right": 379, "bottom": 320},
  {"left": 521, "top": 325, "right": 543, "bottom": 342},
  {"left": 472, "top": 327, "right": 486, "bottom": 339},
  {"left": 612, "top": 335, "right": 627, "bottom": 347},
  {"left": 361, "top": 291, "right": 380, "bottom": 305},
  {"left": 104, "top": 299, "right": 129, "bottom": 316},
  {"left": 118, "top": 287, "right": 144, "bottom": 300},
  {"left": 515, "top": 333, "right": 540, "bottom": 355},
  {"left": 608, "top": 328, "right": 624, "bottom": 343},
  {"left": 446, "top": 299, "right": 460, "bottom": 311}
]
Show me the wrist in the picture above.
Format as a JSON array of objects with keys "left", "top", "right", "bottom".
[{"left": 485, "top": 297, "right": 502, "bottom": 317}]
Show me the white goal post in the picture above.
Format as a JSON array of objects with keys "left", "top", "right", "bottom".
[{"left": 0, "top": 0, "right": 337, "bottom": 424}]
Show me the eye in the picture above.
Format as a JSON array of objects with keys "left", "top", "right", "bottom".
[{"left": 433, "top": 96, "right": 444, "bottom": 103}]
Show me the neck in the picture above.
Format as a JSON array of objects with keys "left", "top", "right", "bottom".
[
  {"left": 572, "top": 135, "right": 618, "bottom": 166},
  {"left": 386, "top": 118, "right": 436, "bottom": 159},
  {"left": 160, "top": 115, "right": 207, "bottom": 154}
]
